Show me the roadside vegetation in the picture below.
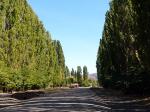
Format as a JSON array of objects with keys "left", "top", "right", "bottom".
[
  {"left": 65, "top": 66, "right": 98, "bottom": 87},
  {"left": 97, "top": 0, "right": 150, "bottom": 94},
  {"left": 0, "top": 0, "right": 66, "bottom": 92},
  {"left": 0, "top": 0, "right": 96, "bottom": 92}
]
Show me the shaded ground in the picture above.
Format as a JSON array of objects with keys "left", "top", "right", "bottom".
[
  {"left": 0, "top": 88, "right": 150, "bottom": 112},
  {"left": 91, "top": 88, "right": 150, "bottom": 112},
  {"left": 11, "top": 91, "right": 45, "bottom": 100}
]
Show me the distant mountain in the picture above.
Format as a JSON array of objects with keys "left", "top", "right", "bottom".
[{"left": 89, "top": 73, "right": 97, "bottom": 80}]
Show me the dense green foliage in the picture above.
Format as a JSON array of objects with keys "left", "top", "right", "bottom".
[
  {"left": 83, "top": 66, "right": 88, "bottom": 81},
  {"left": 52, "top": 40, "right": 65, "bottom": 87},
  {"left": 65, "top": 66, "right": 70, "bottom": 80},
  {"left": 71, "top": 68, "right": 75, "bottom": 77},
  {"left": 64, "top": 66, "right": 71, "bottom": 85},
  {"left": 70, "top": 68, "right": 77, "bottom": 83},
  {"left": 77, "top": 66, "right": 82, "bottom": 85},
  {"left": 0, "top": 0, "right": 66, "bottom": 92},
  {"left": 82, "top": 66, "right": 90, "bottom": 87},
  {"left": 97, "top": 0, "right": 150, "bottom": 94},
  {"left": 69, "top": 66, "right": 92, "bottom": 87}
]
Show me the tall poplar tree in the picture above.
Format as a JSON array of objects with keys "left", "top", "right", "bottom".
[
  {"left": 97, "top": 0, "right": 150, "bottom": 93},
  {"left": 77, "top": 66, "right": 82, "bottom": 85},
  {"left": 0, "top": 0, "right": 66, "bottom": 92},
  {"left": 83, "top": 66, "right": 88, "bottom": 81}
]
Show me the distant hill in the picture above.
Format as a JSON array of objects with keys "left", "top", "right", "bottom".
[{"left": 89, "top": 73, "right": 97, "bottom": 80}]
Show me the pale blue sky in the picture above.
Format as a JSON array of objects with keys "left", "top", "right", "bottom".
[{"left": 27, "top": 0, "right": 109, "bottom": 73}]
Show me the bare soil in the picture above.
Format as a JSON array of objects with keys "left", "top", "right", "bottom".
[{"left": 0, "top": 88, "right": 150, "bottom": 112}]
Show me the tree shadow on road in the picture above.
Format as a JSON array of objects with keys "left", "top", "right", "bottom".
[{"left": 91, "top": 87, "right": 150, "bottom": 112}]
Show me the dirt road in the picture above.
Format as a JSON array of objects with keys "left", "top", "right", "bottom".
[{"left": 0, "top": 88, "right": 150, "bottom": 112}]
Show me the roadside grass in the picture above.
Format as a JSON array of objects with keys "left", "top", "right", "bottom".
[{"left": 44, "top": 87, "right": 70, "bottom": 93}]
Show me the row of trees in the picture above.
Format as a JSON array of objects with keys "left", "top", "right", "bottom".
[
  {"left": 97, "top": 0, "right": 150, "bottom": 94},
  {"left": 68, "top": 66, "right": 90, "bottom": 87},
  {"left": 0, "top": 0, "right": 66, "bottom": 92}
]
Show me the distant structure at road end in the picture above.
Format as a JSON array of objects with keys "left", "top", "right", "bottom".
[{"left": 69, "top": 83, "right": 79, "bottom": 88}]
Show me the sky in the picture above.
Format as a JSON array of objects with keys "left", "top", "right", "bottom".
[{"left": 27, "top": 0, "right": 110, "bottom": 73}]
